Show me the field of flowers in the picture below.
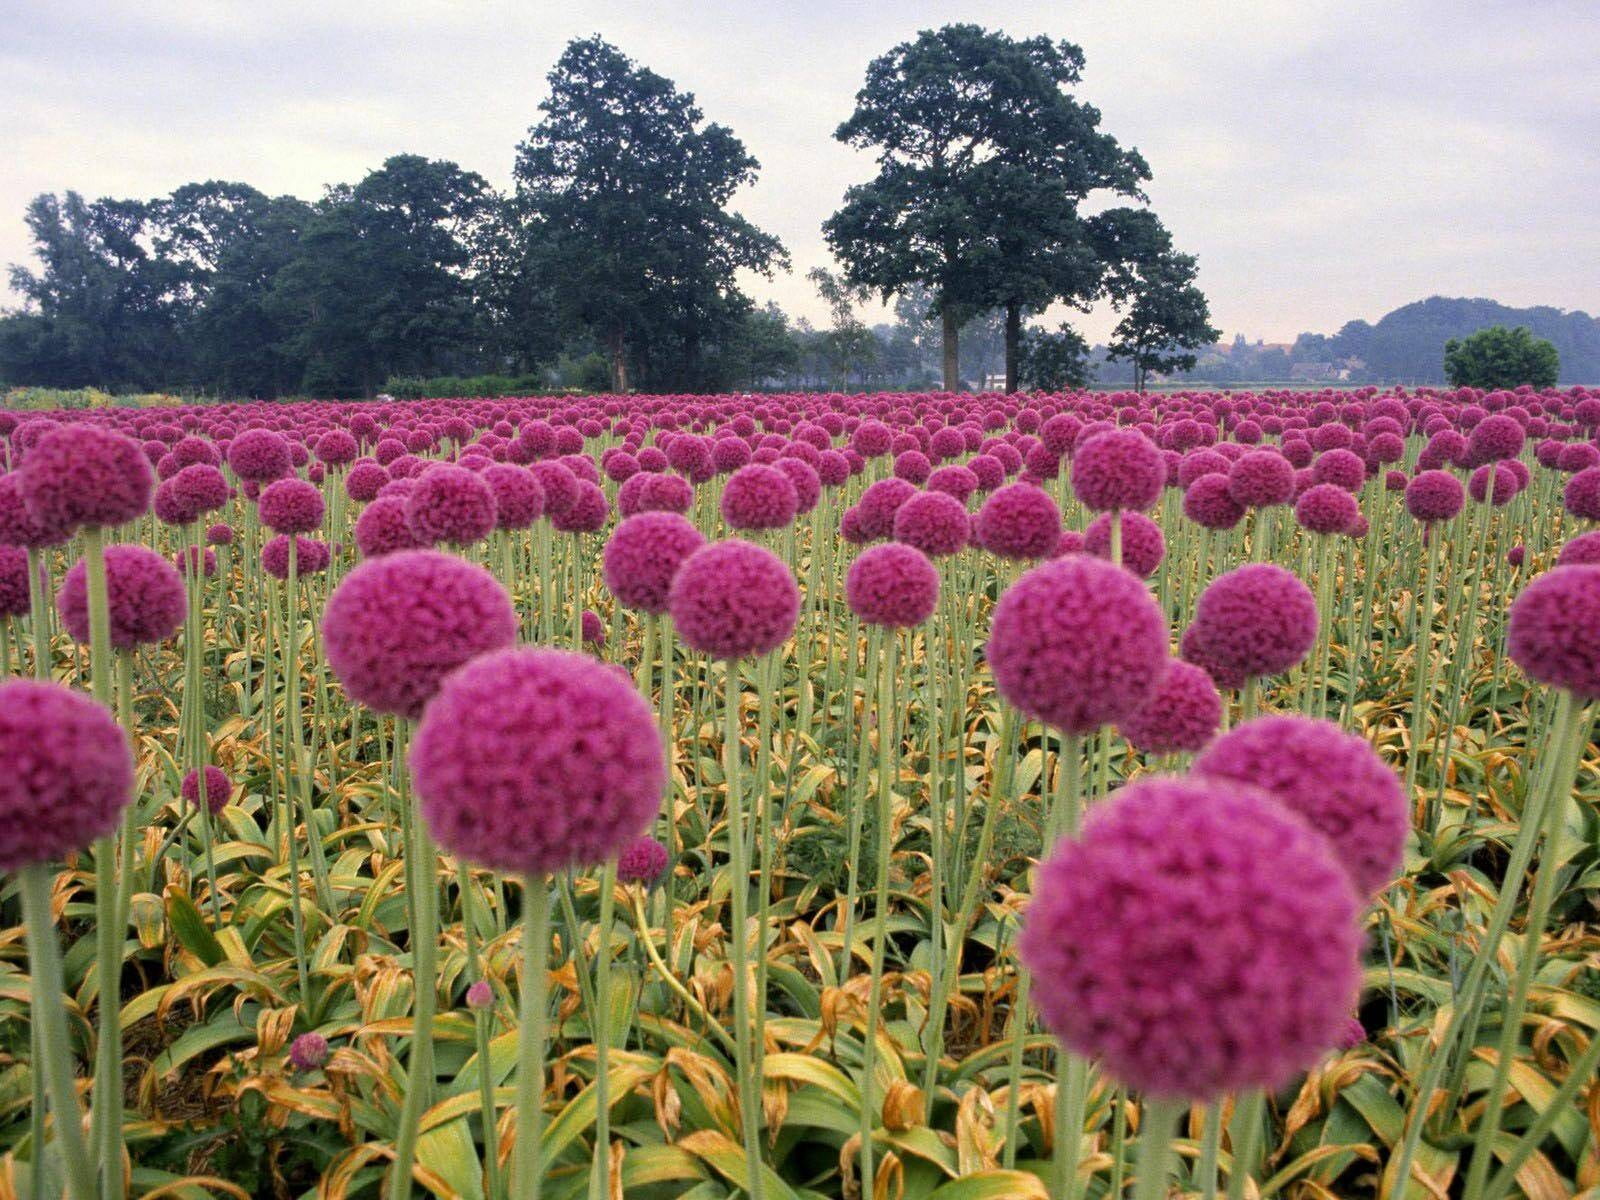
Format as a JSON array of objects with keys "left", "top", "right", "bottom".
[{"left": 0, "top": 387, "right": 1597, "bottom": 1200}]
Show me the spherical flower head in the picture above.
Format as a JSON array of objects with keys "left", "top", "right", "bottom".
[
  {"left": 851, "top": 420, "right": 893, "bottom": 458},
  {"left": 323, "top": 550, "right": 517, "bottom": 719},
  {"left": 1506, "top": 543, "right": 1526, "bottom": 568},
  {"left": 18, "top": 425, "right": 154, "bottom": 531},
  {"left": 1180, "top": 621, "right": 1247, "bottom": 693},
  {"left": 1084, "top": 511, "right": 1166, "bottom": 579},
  {"left": 927, "top": 465, "right": 978, "bottom": 502},
  {"left": 1468, "top": 462, "right": 1518, "bottom": 507},
  {"left": 581, "top": 609, "right": 605, "bottom": 646},
  {"left": 976, "top": 483, "right": 1060, "bottom": 561},
  {"left": 315, "top": 430, "right": 359, "bottom": 466},
  {"left": 1508, "top": 565, "right": 1600, "bottom": 697},
  {"left": 774, "top": 457, "right": 821, "bottom": 514},
  {"left": 0, "top": 474, "right": 68, "bottom": 548},
  {"left": 1564, "top": 466, "right": 1600, "bottom": 521},
  {"left": 987, "top": 556, "right": 1169, "bottom": 734},
  {"left": 154, "top": 464, "right": 230, "bottom": 526},
  {"left": 465, "top": 979, "right": 494, "bottom": 1010},
  {"left": 1183, "top": 473, "right": 1246, "bottom": 531},
  {"left": 1192, "top": 564, "right": 1317, "bottom": 680},
  {"left": 619, "top": 471, "right": 694, "bottom": 517},
  {"left": 206, "top": 522, "right": 234, "bottom": 546},
  {"left": 287, "top": 1032, "right": 330, "bottom": 1072},
  {"left": 1071, "top": 429, "right": 1164, "bottom": 513},
  {"left": 260, "top": 535, "right": 330, "bottom": 580},
  {"left": 846, "top": 543, "right": 940, "bottom": 628},
  {"left": 1295, "top": 483, "right": 1360, "bottom": 535},
  {"left": 0, "top": 545, "right": 31, "bottom": 618},
  {"left": 528, "top": 460, "right": 579, "bottom": 519},
  {"left": 816, "top": 450, "right": 851, "bottom": 487},
  {"left": 668, "top": 539, "right": 799, "bottom": 660},
  {"left": 967, "top": 454, "right": 1005, "bottom": 493},
  {"left": 346, "top": 461, "right": 390, "bottom": 502},
  {"left": 355, "top": 496, "right": 424, "bottom": 558},
  {"left": 258, "top": 478, "right": 325, "bottom": 535},
  {"left": 57, "top": 544, "right": 186, "bottom": 650},
  {"left": 1312, "top": 449, "right": 1365, "bottom": 493},
  {"left": 182, "top": 765, "right": 231, "bottom": 815},
  {"left": 893, "top": 449, "right": 932, "bottom": 484},
  {"left": 0, "top": 679, "right": 134, "bottom": 869},
  {"left": 174, "top": 545, "right": 218, "bottom": 579},
  {"left": 1559, "top": 442, "right": 1600, "bottom": 473},
  {"left": 617, "top": 835, "right": 671, "bottom": 886},
  {"left": 550, "top": 480, "right": 608, "bottom": 534},
  {"left": 720, "top": 464, "right": 799, "bottom": 531},
  {"left": 1018, "top": 774, "right": 1363, "bottom": 1100},
  {"left": 405, "top": 465, "right": 497, "bottom": 546},
  {"left": 893, "top": 490, "right": 970, "bottom": 557},
  {"left": 411, "top": 647, "right": 666, "bottom": 875},
  {"left": 855, "top": 478, "right": 917, "bottom": 540},
  {"left": 1228, "top": 450, "right": 1295, "bottom": 508},
  {"left": 227, "top": 429, "right": 292, "bottom": 483},
  {"left": 1054, "top": 529, "right": 1086, "bottom": 558},
  {"left": 602, "top": 512, "right": 705, "bottom": 615},
  {"left": 1116, "top": 658, "right": 1221, "bottom": 755},
  {"left": 1557, "top": 531, "right": 1600, "bottom": 567},
  {"left": 1466, "top": 413, "right": 1525, "bottom": 465},
  {"left": 1404, "top": 469, "right": 1464, "bottom": 523},
  {"left": 1193, "top": 714, "right": 1407, "bottom": 895},
  {"left": 482, "top": 464, "right": 545, "bottom": 530}
]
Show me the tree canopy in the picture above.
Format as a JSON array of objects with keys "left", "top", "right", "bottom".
[{"left": 1442, "top": 324, "right": 1560, "bottom": 390}]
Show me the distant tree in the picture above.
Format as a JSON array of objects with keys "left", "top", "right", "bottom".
[
  {"left": 1019, "top": 324, "right": 1092, "bottom": 390},
  {"left": 511, "top": 36, "right": 786, "bottom": 391},
  {"left": 1105, "top": 250, "right": 1219, "bottom": 392},
  {"left": 724, "top": 302, "right": 801, "bottom": 388},
  {"left": 1442, "top": 324, "right": 1560, "bottom": 389}
]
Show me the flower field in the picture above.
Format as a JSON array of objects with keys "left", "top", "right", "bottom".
[{"left": 0, "top": 387, "right": 1597, "bottom": 1200}]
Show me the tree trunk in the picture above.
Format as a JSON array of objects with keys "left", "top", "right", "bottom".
[
  {"left": 1004, "top": 302, "right": 1021, "bottom": 394},
  {"left": 608, "top": 331, "right": 629, "bottom": 393},
  {"left": 941, "top": 307, "right": 960, "bottom": 392}
]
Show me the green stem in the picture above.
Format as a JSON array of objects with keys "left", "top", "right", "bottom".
[
  {"left": 723, "top": 661, "right": 765, "bottom": 1200},
  {"left": 1134, "top": 1098, "right": 1185, "bottom": 1200},
  {"left": 514, "top": 876, "right": 551, "bottom": 1200},
  {"left": 593, "top": 859, "right": 617, "bottom": 1190},
  {"left": 860, "top": 631, "right": 897, "bottom": 1189},
  {"left": 1224, "top": 1091, "right": 1265, "bottom": 1200}
]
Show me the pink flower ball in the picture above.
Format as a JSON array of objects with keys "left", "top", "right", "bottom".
[
  {"left": 1228, "top": 449, "right": 1295, "bottom": 508},
  {"left": 856, "top": 478, "right": 917, "bottom": 540},
  {"left": 1193, "top": 715, "right": 1407, "bottom": 895},
  {"left": 1018, "top": 774, "right": 1363, "bottom": 1100},
  {"left": 987, "top": 556, "right": 1169, "bottom": 734},
  {"left": 1071, "top": 429, "right": 1164, "bottom": 512},
  {"left": 258, "top": 478, "right": 325, "bottom": 535},
  {"left": 315, "top": 430, "right": 359, "bottom": 466},
  {"left": 720, "top": 464, "right": 799, "bottom": 531},
  {"left": 0, "top": 679, "right": 134, "bottom": 869},
  {"left": 1468, "top": 462, "right": 1518, "bottom": 507},
  {"left": 976, "top": 483, "right": 1060, "bottom": 560},
  {"left": 323, "top": 550, "right": 516, "bottom": 719},
  {"left": 618, "top": 471, "right": 694, "bottom": 517},
  {"left": 1466, "top": 413, "right": 1525, "bottom": 465},
  {"left": 182, "top": 765, "right": 231, "bottom": 815},
  {"left": 411, "top": 647, "right": 666, "bottom": 875},
  {"left": 482, "top": 464, "right": 545, "bottom": 530},
  {"left": 355, "top": 496, "right": 424, "bottom": 558},
  {"left": 618, "top": 835, "right": 670, "bottom": 885},
  {"left": 1404, "top": 470, "right": 1465, "bottom": 523},
  {"left": 602, "top": 512, "right": 706, "bottom": 615},
  {"left": 19, "top": 425, "right": 154, "bottom": 531},
  {"left": 927, "top": 465, "right": 979, "bottom": 502},
  {"left": 1557, "top": 531, "right": 1600, "bottom": 567},
  {"left": 1508, "top": 565, "right": 1600, "bottom": 697},
  {"left": 529, "top": 461, "right": 579, "bottom": 518},
  {"left": 668, "top": 539, "right": 799, "bottom": 660},
  {"left": 226, "top": 429, "right": 292, "bottom": 482},
  {"left": 1294, "top": 483, "right": 1360, "bottom": 535},
  {"left": 1116, "top": 658, "right": 1221, "bottom": 755},
  {"left": 846, "top": 543, "right": 940, "bottom": 628},
  {"left": 550, "top": 480, "right": 608, "bottom": 533},
  {"left": 581, "top": 609, "right": 605, "bottom": 646},
  {"left": 154, "top": 464, "right": 230, "bottom": 526},
  {"left": 1183, "top": 473, "right": 1246, "bottom": 531},
  {"left": 0, "top": 474, "right": 70, "bottom": 548},
  {"left": 57, "top": 544, "right": 186, "bottom": 650},
  {"left": 206, "top": 522, "right": 234, "bottom": 546},
  {"left": 406, "top": 465, "right": 497, "bottom": 546},
  {"left": 893, "top": 490, "right": 970, "bottom": 557},
  {"left": 287, "top": 1032, "right": 330, "bottom": 1071},
  {"left": 260, "top": 535, "right": 330, "bottom": 580},
  {"left": 1053, "top": 529, "right": 1086, "bottom": 558},
  {"left": 174, "top": 545, "right": 217, "bottom": 579},
  {"left": 1191, "top": 564, "right": 1317, "bottom": 680},
  {"left": 774, "top": 457, "right": 822, "bottom": 514},
  {"left": 1564, "top": 466, "right": 1600, "bottom": 521},
  {"left": 1083, "top": 511, "right": 1166, "bottom": 579},
  {"left": 0, "top": 545, "right": 30, "bottom": 618},
  {"left": 1312, "top": 449, "right": 1365, "bottom": 493},
  {"left": 345, "top": 462, "right": 389, "bottom": 502}
]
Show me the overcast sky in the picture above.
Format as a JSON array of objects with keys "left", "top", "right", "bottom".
[{"left": 3, "top": 0, "right": 1597, "bottom": 343}]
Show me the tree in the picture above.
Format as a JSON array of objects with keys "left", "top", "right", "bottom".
[
  {"left": 825, "top": 25, "right": 1148, "bottom": 391},
  {"left": 511, "top": 36, "right": 786, "bottom": 391},
  {"left": 1019, "top": 324, "right": 1092, "bottom": 390},
  {"left": 1442, "top": 325, "right": 1560, "bottom": 389},
  {"left": 1104, "top": 250, "right": 1219, "bottom": 392}
]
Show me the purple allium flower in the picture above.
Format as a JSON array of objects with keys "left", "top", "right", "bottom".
[
  {"left": 406, "top": 465, "right": 497, "bottom": 546},
  {"left": 465, "top": 979, "right": 494, "bottom": 1010},
  {"left": 1183, "top": 472, "right": 1246, "bottom": 532},
  {"left": 1506, "top": 544, "right": 1526, "bottom": 568},
  {"left": 1071, "top": 429, "right": 1164, "bottom": 513},
  {"left": 774, "top": 458, "right": 821, "bottom": 515},
  {"left": 927, "top": 465, "right": 979, "bottom": 503},
  {"left": 182, "top": 765, "right": 231, "bottom": 815},
  {"left": 987, "top": 556, "right": 1169, "bottom": 735},
  {"left": 1227, "top": 449, "right": 1295, "bottom": 508},
  {"left": 602, "top": 512, "right": 705, "bottom": 615},
  {"left": 261, "top": 535, "right": 330, "bottom": 580},
  {"left": 411, "top": 647, "right": 666, "bottom": 875},
  {"left": 617, "top": 835, "right": 671, "bottom": 885},
  {"left": 1312, "top": 449, "right": 1365, "bottom": 493},
  {"left": 1191, "top": 564, "right": 1317, "bottom": 681},
  {"left": 173, "top": 545, "right": 218, "bottom": 579},
  {"left": 975, "top": 483, "right": 1060, "bottom": 561},
  {"left": 226, "top": 429, "right": 292, "bottom": 483},
  {"left": 1469, "top": 462, "right": 1519, "bottom": 507},
  {"left": 258, "top": 478, "right": 325, "bottom": 535},
  {"left": 323, "top": 550, "right": 517, "bottom": 719},
  {"left": 1018, "top": 774, "right": 1363, "bottom": 1100},
  {"left": 154, "top": 464, "right": 230, "bottom": 526},
  {"left": 1192, "top": 714, "right": 1408, "bottom": 895},
  {"left": 1404, "top": 470, "right": 1465, "bottom": 524},
  {"left": 18, "top": 425, "right": 154, "bottom": 531},
  {"left": 1053, "top": 529, "right": 1086, "bottom": 558},
  {"left": 345, "top": 462, "right": 390, "bottom": 502},
  {"left": 816, "top": 450, "right": 851, "bottom": 488},
  {"left": 354, "top": 496, "right": 423, "bottom": 558},
  {"left": 1177, "top": 450, "right": 1229, "bottom": 490},
  {"left": 1337, "top": 1017, "right": 1366, "bottom": 1050},
  {"left": 1564, "top": 467, "right": 1600, "bottom": 521},
  {"left": 1417, "top": 430, "right": 1467, "bottom": 471},
  {"left": 846, "top": 543, "right": 940, "bottom": 628},
  {"left": 856, "top": 478, "right": 918, "bottom": 540},
  {"left": 851, "top": 420, "right": 893, "bottom": 458},
  {"left": 287, "top": 1032, "right": 330, "bottom": 1072},
  {"left": 618, "top": 471, "right": 694, "bottom": 517},
  {"left": 529, "top": 461, "right": 580, "bottom": 520},
  {"left": 482, "top": 464, "right": 545, "bottom": 530},
  {"left": 1507, "top": 565, "right": 1600, "bottom": 697},
  {"left": 720, "top": 464, "right": 799, "bottom": 531},
  {"left": 206, "top": 522, "right": 234, "bottom": 546},
  {"left": 57, "top": 544, "right": 186, "bottom": 650},
  {"left": 1295, "top": 483, "right": 1360, "bottom": 535},
  {"left": 1466, "top": 413, "right": 1525, "bottom": 465},
  {"left": 581, "top": 609, "right": 605, "bottom": 646},
  {"left": 0, "top": 545, "right": 30, "bottom": 618},
  {"left": 1116, "top": 659, "right": 1222, "bottom": 755},
  {"left": 0, "top": 679, "right": 134, "bottom": 869},
  {"left": 892, "top": 490, "right": 970, "bottom": 558},
  {"left": 1558, "top": 443, "right": 1600, "bottom": 473},
  {"left": 668, "top": 539, "right": 799, "bottom": 661},
  {"left": 1557, "top": 531, "right": 1600, "bottom": 567},
  {"left": 1083, "top": 511, "right": 1166, "bottom": 579},
  {"left": 315, "top": 430, "right": 359, "bottom": 466},
  {"left": 0, "top": 474, "right": 69, "bottom": 548}
]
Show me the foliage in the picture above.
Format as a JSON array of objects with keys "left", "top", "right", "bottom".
[
  {"left": 1018, "top": 324, "right": 1092, "bottom": 390},
  {"left": 1444, "top": 324, "right": 1561, "bottom": 389},
  {"left": 1104, "top": 250, "right": 1220, "bottom": 391}
]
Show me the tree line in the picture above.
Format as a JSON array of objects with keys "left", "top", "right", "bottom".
[{"left": 0, "top": 28, "right": 1217, "bottom": 398}]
